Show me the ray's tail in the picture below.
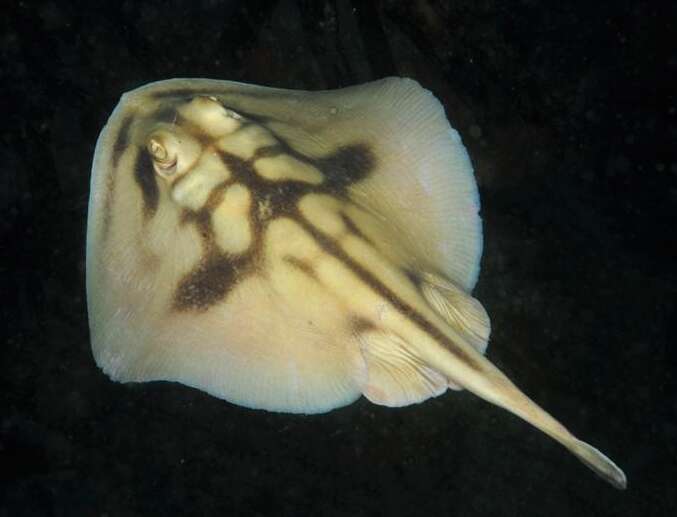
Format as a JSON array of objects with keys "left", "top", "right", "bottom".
[
  {"left": 487, "top": 373, "right": 626, "bottom": 489},
  {"left": 418, "top": 329, "right": 628, "bottom": 489},
  {"left": 452, "top": 357, "right": 627, "bottom": 489}
]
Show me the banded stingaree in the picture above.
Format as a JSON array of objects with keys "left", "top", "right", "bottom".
[{"left": 86, "top": 77, "right": 626, "bottom": 488}]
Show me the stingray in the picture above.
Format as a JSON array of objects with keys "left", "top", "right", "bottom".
[{"left": 86, "top": 77, "right": 626, "bottom": 489}]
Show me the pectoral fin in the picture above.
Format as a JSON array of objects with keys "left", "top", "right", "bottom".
[{"left": 357, "top": 329, "right": 448, "bottom": 406}]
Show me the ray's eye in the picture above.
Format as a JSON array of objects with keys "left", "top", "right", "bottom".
[{"left": 147, "top": 131, "right": 178, "bottom": 177}]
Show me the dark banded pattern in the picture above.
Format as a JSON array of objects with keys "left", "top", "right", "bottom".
[
  {"left": 294, "top": 216, "right": 484, "bottom": 372},
  {"left": 115, "top": 101, "right": 377, "bottom": 312}
]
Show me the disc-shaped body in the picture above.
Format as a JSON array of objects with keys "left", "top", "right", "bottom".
[{"left": 86, "top": 77, "right": 482, "bottom": 413}]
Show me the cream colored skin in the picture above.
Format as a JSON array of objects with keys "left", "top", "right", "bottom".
[{"left": 87, "top": 78, "right": 626, "bottom": 489}]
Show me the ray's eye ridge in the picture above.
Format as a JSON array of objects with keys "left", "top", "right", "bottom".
[{"left": 147, "top": 132, "right": 178, "bottom": 176}]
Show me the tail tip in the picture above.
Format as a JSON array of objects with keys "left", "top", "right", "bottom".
[{"left": 573, "top": 439, "right": 627, "bottom": 490}]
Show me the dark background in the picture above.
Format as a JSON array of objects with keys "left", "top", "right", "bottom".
[{"left": 2, "top": 1, "right": 675, "bottom": 515}]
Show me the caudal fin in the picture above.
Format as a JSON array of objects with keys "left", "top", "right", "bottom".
[
  {"left": 431, "top": 345, "right": 628, "bottom": 489},
  {"left": 568, "top": 438, "right": 627, "bottom": 489},
  {"left": 483, "top": 373, "right": 628, "bottom": 489}
]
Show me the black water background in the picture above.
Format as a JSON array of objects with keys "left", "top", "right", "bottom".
[{"left": 2, "top": 1, "right": 675, "bottom": 516}]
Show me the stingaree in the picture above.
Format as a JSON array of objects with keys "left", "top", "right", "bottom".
[{"left": 86, "top": 77, "right": 626, "bottom": 489}]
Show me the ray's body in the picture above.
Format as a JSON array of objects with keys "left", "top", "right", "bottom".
[{"left": 86, "top": 78, "right": 626, "bottom": 489}]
